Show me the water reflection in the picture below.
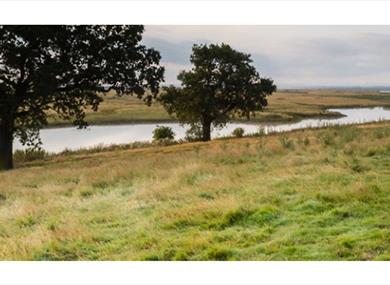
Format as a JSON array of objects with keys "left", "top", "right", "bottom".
[{"left": 13, "top": 107, "right": 390, "bottom": 153}]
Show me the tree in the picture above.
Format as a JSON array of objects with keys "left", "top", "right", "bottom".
[
  {"left": 159, "top": 43, "right": 276, "bottom": 141},
  {"left": 152, "top": 125, "right": 175, "bottom": 142},
  {"left": 0, "top": 25, "right": 164, "bottom": 170}
]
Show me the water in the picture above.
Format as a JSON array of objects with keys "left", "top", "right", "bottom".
[{"left": 13, "top": 107, "right": 390, "bottom": 153}]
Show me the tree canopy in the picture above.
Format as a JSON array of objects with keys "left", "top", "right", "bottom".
[
  {"left": 0, "top": 25, "right": 164, "bottom": 170},
  {"left": 159, "top": 43, "right": 276, "bottom": 141}
]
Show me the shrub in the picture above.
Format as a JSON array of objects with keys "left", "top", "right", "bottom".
[
  {"left": 152, "top": 125, "right": 175, "bottom": 141},
  {"left": 13, "top": 149, "right": 48, "bottom": 163},
  {"left": 232, "top": 127, "right": 245, "bottom": 138}
]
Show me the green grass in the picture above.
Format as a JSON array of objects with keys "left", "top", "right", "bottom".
[
  {"left": 46, "top": 89, "right": 390, "bottom": 126},
  {"left": 0, "top": 121, "right": 389, "bottom": 260}
]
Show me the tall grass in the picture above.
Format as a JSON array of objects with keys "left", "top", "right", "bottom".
[
  {"left": 1, "top": 121, "right": 389, "bottom": 260},
  {"left": 13, "top": 149, "right": 49, "bottom": 163}
]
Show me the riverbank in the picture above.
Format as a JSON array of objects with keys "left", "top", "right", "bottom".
[
  {"left": 1, "top": 121, "right": 389, "bottom": 260},
  {"left": 14, "top": 107, "right": 390, "bottom": 153},
  {"left": 45, "top": 89, "right": 390, "bottom": 127}
]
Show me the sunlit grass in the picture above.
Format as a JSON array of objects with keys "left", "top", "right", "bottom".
[{"left": 0, "top": 121, "right": 389, "bottom": 260}]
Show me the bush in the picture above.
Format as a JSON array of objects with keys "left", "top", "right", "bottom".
[
  {"left": 13, "top": 149, "right": 48, "bottom": 163},
  {"left": 232, "top": 127, "right": 245, "bottom": 138},
  {"left": 152, "top": 126, "right": 175, "bottom": 142}
]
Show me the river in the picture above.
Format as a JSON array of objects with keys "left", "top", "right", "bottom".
[{"left": 13, "top": 107, "right": 390, "bottom": 153}]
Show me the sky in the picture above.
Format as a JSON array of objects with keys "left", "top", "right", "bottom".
[{"left": 142, "top": 26, "right": 390, "bottom": 88}]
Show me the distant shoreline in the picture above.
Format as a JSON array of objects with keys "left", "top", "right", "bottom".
[
  {"left": 42, "top": 105, "right": 389, "bottom": 130},
  {"left": 42, "top": 89, "right": 390, "bottom": 129}
]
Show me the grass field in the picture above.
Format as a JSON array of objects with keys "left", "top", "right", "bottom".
[
  {"left": 47, "top": 89, "right": 390, "bottom": 126},
  {"left": 1, "top": 121, "right": 389, "bottom": 260}
]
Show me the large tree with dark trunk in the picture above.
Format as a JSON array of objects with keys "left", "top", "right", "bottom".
[
  {"left": 159, "top": 43, "right": 276, "bottom": 141},
  {"left": 0, "top": 25, "right": 164, "bottom": 170}
]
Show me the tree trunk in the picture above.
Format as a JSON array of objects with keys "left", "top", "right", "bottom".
[
  {"left": 0, "top": 121, "right": 14, "bottom": 171},
  {"left": 201, "top": 120, "right": 211, "bottom": 141}
]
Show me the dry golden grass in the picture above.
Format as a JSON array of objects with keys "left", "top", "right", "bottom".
[{"left": 47, "top": 89, "right": 390, "bottom": 125}]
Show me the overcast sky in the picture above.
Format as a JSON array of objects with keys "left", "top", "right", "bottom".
[{"left": 143, "top": 26, "right": 390, "bottom": 88}]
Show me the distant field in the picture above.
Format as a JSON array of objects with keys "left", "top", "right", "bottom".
[
  {"left": 47, "top": 89, "right": 390, "bottom": 126},
  {"left": 1, "top": 121, "right": 389, "bottom": 260}
]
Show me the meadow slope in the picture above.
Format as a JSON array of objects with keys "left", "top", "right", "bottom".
[{"left": 0, "top": 122, "right": 389, "bottom": 260}]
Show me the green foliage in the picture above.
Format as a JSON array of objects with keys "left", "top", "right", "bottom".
[
  {"left": 159, "top": 43, "right": 276, "bottom": 141},
  {"left": 13, "top": 149, "right": 48, "bottom": 163},
  {"left": 0, "top": 25, "right": 164, "bottom": 170},
  {"left": 152, "top": 126, "right": 175, "bottom": 141},
  {"left": 184, "top": 123, "right": 204, "bottom": 142},
  {"left": 232, "top": 127, "right": 245, "bottom": 138}
]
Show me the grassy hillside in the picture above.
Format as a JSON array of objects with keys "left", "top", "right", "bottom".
[
  {"left": 1, "top": 121, "right": 389, "bottom": 260},
  {"left": 47, "top": 89, "right": 390, "bottom": 126}
]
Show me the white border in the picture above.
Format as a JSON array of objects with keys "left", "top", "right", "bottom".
[
  {"left": 0, "top": 1, "right": 390, "bottom": 25},
  {"left": 0, "top": 261, "right": 389, "bottom": 285},
  {"left": 0, "top": 1, "right": 390, "bottom": 285}
]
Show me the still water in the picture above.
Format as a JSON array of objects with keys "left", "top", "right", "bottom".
[{"left": 14, "top": 107, "right": 390, "bottom": 153}]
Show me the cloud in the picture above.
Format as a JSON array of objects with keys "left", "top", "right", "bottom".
[
  {"left": 142, "top": 37, "right": 193, "bottom": 65},
  {"left": 162, "top": 62, "right": 191, "bottom": 85},
  {"left": 143, "top": 26, "right": 390, "bottom": 88}
]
